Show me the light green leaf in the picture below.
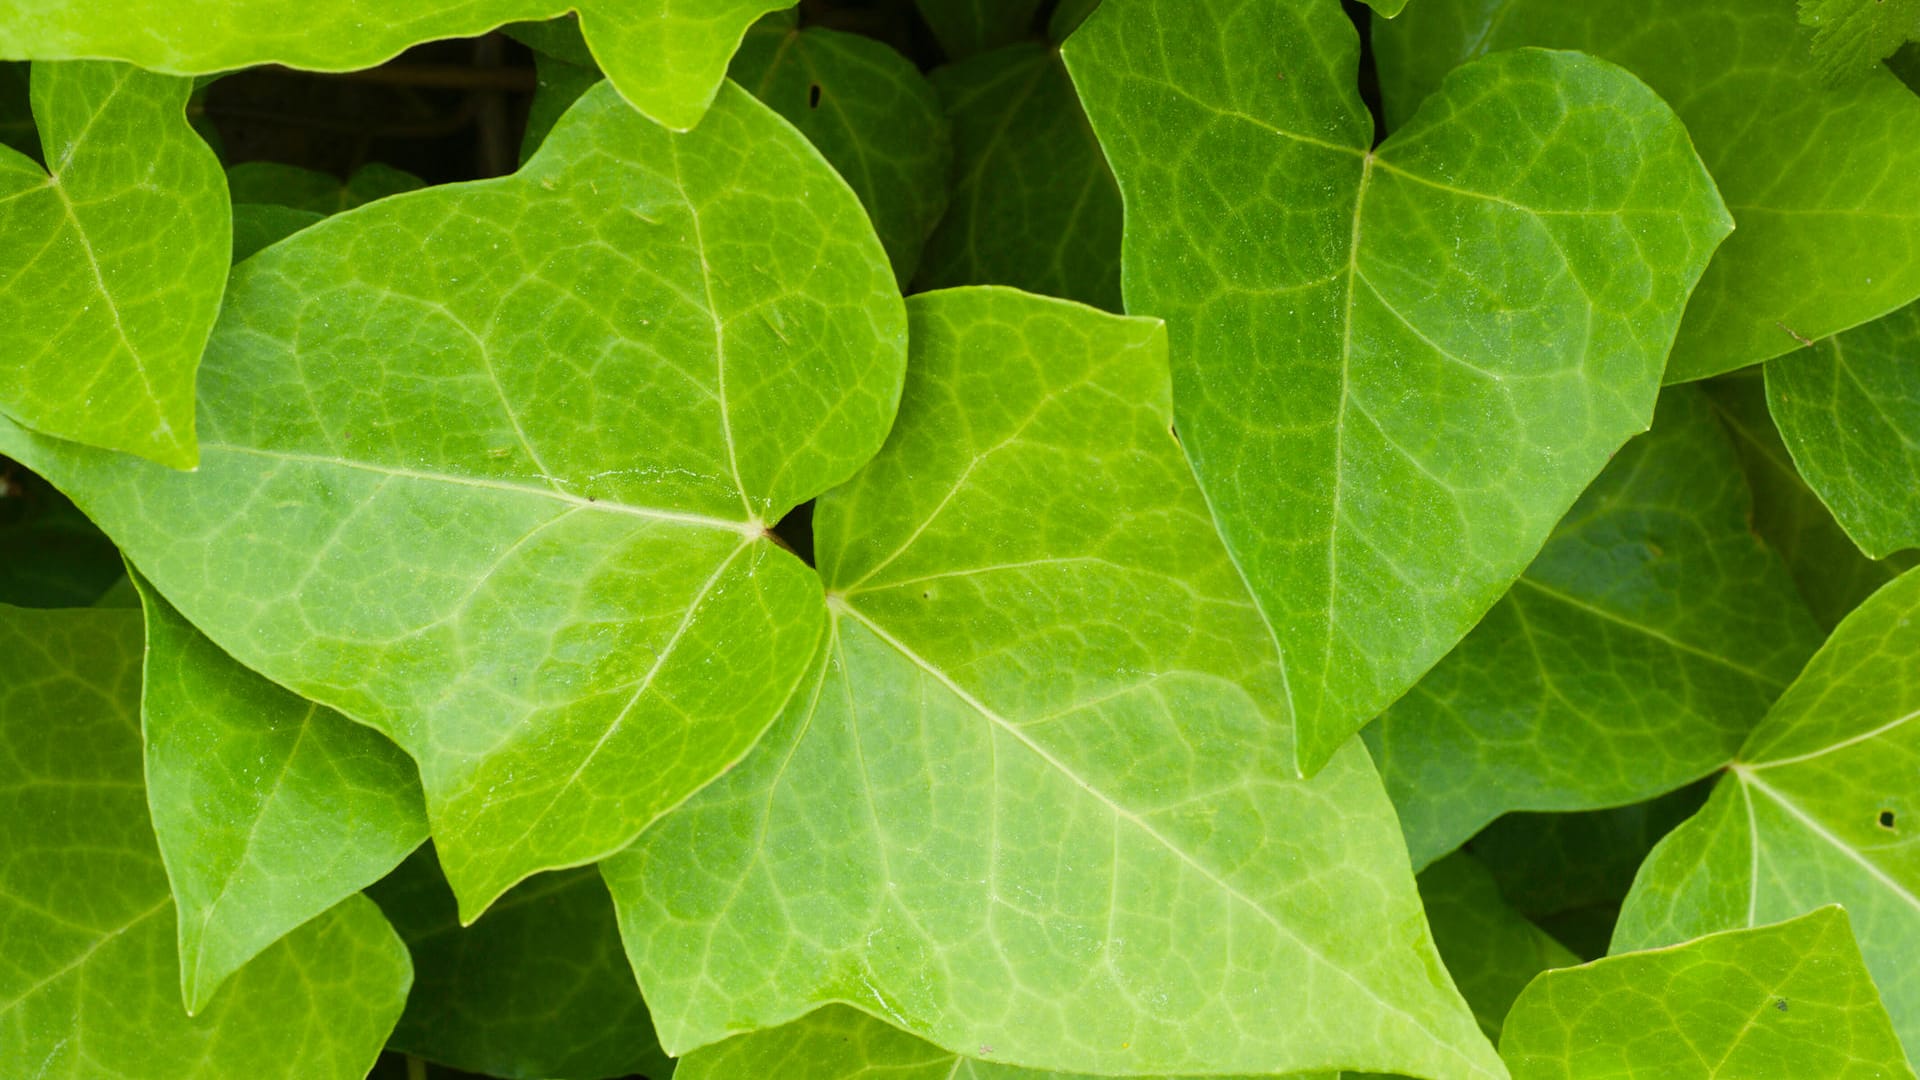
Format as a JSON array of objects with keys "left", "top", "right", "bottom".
[
  {"left": 1504, "top": 908, "right": 1915, "bottom": 1079},
  {"left": 1616, "top": 567, "right": 1920, "bottom": 1056},
  {"left": 0, "top": 62, "right": 227, "bottom": 468},
  {"left": 0, "top": 1, "right": 792, "bottom": 132},
  {"left": 0, "top": 80, "right": 906, "bottom": 917},
  {"left": 1064, "top": 0, "right": 1731, "bottom": 771},
  {"left": 1418, "top": 853, "right": 1579, "bottom": 1040},
  {"left": 913, "top": 0, "right": 1046, "bottom": 58},
  {"left": 1767, "top": 300, "right": 1920, "bottom": 560},
  {"left": 1799, "top": 0, "right": 1920, "bottom": 85},
  {"left": 368, "top": 845, "right": 672, "bottom": 1080},
  {"left": 133, "top": 572, "right": 428, "bottom": 1014},
  {"left": 730, "top": 11, "right": 952, "bottom": 285},
  {"left": 0, "top": 465, "right": 123, "bottom": 607},
  {"left": 680, "top": 1004, "right": 1297, "bottom": 1080},
  {"left": 1375, "top": 0, "right": 1920, "bottom": 383},
  {"left": 1702, "top": 370, "right": 1918, "bottom": 631},
  {"left": 605, "top": 287, "right": 1499, "bottom": 1080},
  {"left": 226, "top": 160, "right": 425, "bottom": 214},
  {"left": 913, "top": 42, "right": 1123, "bottom": 311},
  {"left": 0, "top": 604, "right": 411, "bottom": 1078},
  {"left": 1366, "top": 387, "right": 1821, "bottom": 867}
]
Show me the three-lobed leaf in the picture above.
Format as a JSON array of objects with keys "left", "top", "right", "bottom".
[
  {"left": 0, "top": 61, "right": 227, "bottom": 467},
  {"left": 0, "top": 80, "right": 907, "bottom": 919},
  {"left": 1065, "top": 0, "right": 1732, "bottom": 772}
]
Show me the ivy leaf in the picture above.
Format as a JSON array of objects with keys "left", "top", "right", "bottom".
[
  {"left": 0, "top": 62, "right": 227, "bottom": 468},
  {"left": 230, "top": 203, "right": 324, "bottom": 262},
  {"left": 604, "top": 287, "right": 1499, "bottom": 1079},
  {"left": 521, "top": 50, "right": 604, "bottom": 165},
  {"left": 679, "top": 1005, "right": 1297, "bottom": 1080},
  {"left": 911, "top": 0, "right": 1047, "bottom": 59},
  {"left": 1799, "top": 0, "right": 1920, "bottom": 85},
  {"left": 1702, "top": 371, "right": 1919, "bottom": 630},
  {"left": 0, "top": 1, "right": 792, "bottom": 132},
  {"left": 367, "top": 845, "right": 673, "bottom": 1080},
  {"left": 1503, "top": 908, "right": 1915, "bottom": 1080},
  {"left": 0, "top": 466, "right": 123, "bottom": 607},
  {"left": 1365, "top": 387, "right": 1821, "bottom": 867},
  {"left": 0, "top": 81, "right": 907, "bottom": 918},
  {"left": 1376, "top": 0, "right": 1920, "bottom": 383},
  {"left": 1767, "top": 300, "right": 1920, "bottom": 560},
  {"left": 226, "top": 161, "right": 425, "bottom": 214},
  {"left": 730, "top": 11, "right": 953, "bottom": 285},
  {"left": 0, "top": 604, "right": 411, "bottom": 1077},
  {"left": 912, "top": 41, "right": 1123, "bottom": 311},
  {"left": 1616, "top": 566, "right": 1920, "bottom": 1056},
  {"left": 133, "top": 573, "right": 428, "bottom": 1014},
  {"left": 1064, "top": 0, "right": 1732, "bottom": 771},
  {"left": 1418, "top": 853, "right": 1578, "bottom": 1041}
]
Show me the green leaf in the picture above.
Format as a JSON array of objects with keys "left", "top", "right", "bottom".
[
  {"left": 1799, "top": 0, "right": 1920, "bottom": 85},
  {"left": 913, "top": 42, "right": 1123, "bottom": 311},
  {"left": 0, "top": 80, "right": 906, "bottom": 917},
  {"left": 605, "top": 287, "right": 1499, "bottom": 1079},
  {"left": 226, "top": 161, "right": 425, "bottom": 214},
  {"left": 680, "top": 1005, "right": 1299, "bottom": 1080},
  {"left": 0, "top": 62, "right": 227, "bottom": 468},
  {"left": 230, "top": 203, "right": 324, "bottom": 262},
  {"left": 1503, "top": 908, "right": 1915, "bottom": 1080},
  {"left": 1702, "top": 370, "right": 1919, "bottom": 630},
  {"left": 730, "top": 11, "right": 953, "bottom": 285},
  {"left": 0, "top": 1, "right": 793, "bottom": 132},
  {"left": 1616, "top": 566, "right": 1920, "bottom": 1056},
  {"left": 1365, "top": 387, "right": 1821, "bottom": 867},
  {"left": 368, "top": 845, "right": 673, "bottom": 1080},
  {"left": 0, "top": 61, "right": 29, "bottom": 158},
  {"left": 912, "top": 0, "right": 1046, "bottom": 59},
  {"left": 0, "top": 464, "right": 123, "bottom": 607},
  {"left": 521, "top": 50, "right": 602, "bottom": 165},
  {"left": 133, "top": 572, "right": 428, "bottom": 1014},
  {"left": 1767, "top": 300, "right": 1920, "bottom": 560},
  {"left": 1418, "top": 853, "right": 1579, "bottom": 1040},
  {"left": 1375, "top": 0, "right": 1920, "bottom": 383},
  {"left": 0, "top": 604, "right": 411, "bottom": 1077},
  {"left": 1064, "top": 0, "right": 1732, "bottom": 771}
]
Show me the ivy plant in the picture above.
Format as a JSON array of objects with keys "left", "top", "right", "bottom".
[{"left": 2, "top": 1, "right": 1917, "bottom": 1079}]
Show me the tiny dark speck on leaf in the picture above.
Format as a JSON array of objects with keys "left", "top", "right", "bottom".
[
  {"left": 1775, "top": 999, "right": 1789, "bottom": 1012},
  {"left": 1880, "top": 809, "right": 1897, "bottom": 829},
  {"left": 808, "top": 83, "right": 822, "bottom": 108}
]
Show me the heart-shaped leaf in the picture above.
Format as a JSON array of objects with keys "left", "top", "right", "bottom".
[
  {"left": 0, "top": 80, "right": 907, "bottom": 918},
  {"left": 0, "top": 62, "right": 227, "bottom": 467},
  {"left": 1064, "top": 0, "right": 1732, "bottom": 770}
]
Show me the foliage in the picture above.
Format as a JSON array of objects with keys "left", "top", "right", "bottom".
[{"left": 1, "top": 2, "right": 1917, "bottom": 1079}]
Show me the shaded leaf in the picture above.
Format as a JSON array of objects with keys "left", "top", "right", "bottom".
[
  {"left": 0, "top": 62, "right": 227, "bottom": 467},
  {"left": 605, "top": 287, "right": 1498, "bottom": 1080},
  {"left": 913, "top": 0, "right": 1046, "bottom": 59},
  {"left": 0, "top": 81, "right": 906, "bottom": 917},
  {"left": 226, "top": 161, "right": 425, "bottom": 214},
  {"left": 1504, "top": 908, "right": 1914, "bottom": 1079},
  {"left": 1065, "top": 0, "right": 1731, "bottom": 770},
  {"left": 1419, "top": 853, "right": 1579, "bottom": 1040},
  {"left": 1376, "top": 0, "right": 1920, "bottom": 382},
  {"left": 369, "top": 845, "right": 673, "bottom": 1080},
  {"left": 1799, "top": 0, "right": 1920, "bottom": 85},
  {"left": 520, "top": 50, "right": 601, "bottom": 164},
  {"left": 0, "top": 604, "right": 411, "bottom": 1077},
  {"left": 1616, "top": 567, "right": 1920, "bottom": 1056},
  {"left": 0, "top": 61, "right": 29, "bottom": 158},
  {"left": 1365, "top": 387, "right": 1820, "bottom": 867},
  {"left": 230, "top": 203, "right": 323, "bottom": 262},
  {"left": 134, "top": 573, "right": 428, "bottom": 1013},
  {"left": 0, "top": 463, "right": 123, "bottom": 607}
]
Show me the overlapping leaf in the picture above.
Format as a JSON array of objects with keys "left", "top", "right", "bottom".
[
  {"left": 912, "top": 0, "right": 1046, "bottom": 59},
  {"left": 0, "top": 604, "right": 412, "bottom": 1078},
  {"left": 1616, "top": 566, "right": 1920, "bottom": 1057},
  {"left": 1504, "top": 908, "right": 1914, "bottom": 1079},
  {"left": 227, "top": 161, "right": 426, "bottom": 215},
  {"left": 0, "top": 467, "right": 122, "bottom": 607},
  {"left": 368, "top": 846, "right": 672, "bottom": 1080},
  {"left": 1065, "top": 0, "right": 1731, "bottom": 771},
  {"left": 1377, "top": 0, "right": 1920, "bottom": 382},
  {"left": 1366, "top": 387, "right": 1821, "bottom": 867},
  {"left": 0, "top": 62, "right": 227, "bottom": 467},
  {"left": 1418, "top": 853, "right": 1579, "bottom": 1041},
  {"left": 135, "top": 574, "right": 428, "bottom": 1013},
  {"left": 0, "top": 80, "right": 907, "bottom": 917},
  {"left": 1768, "top": 299, "right": 1920, "bottom": 560},
  {"left": 605, "top": 287, "right": 1498, "bottom": 1080},
  {"left": 1799, "top": 0, "right": 1920, "bottom": 84},
  {"left": 0, "top": 1, "right": 792, "bottom": 131}
]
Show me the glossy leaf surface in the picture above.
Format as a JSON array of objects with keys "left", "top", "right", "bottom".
[
  {"left": 1066, "top": 0, "right": 1732, "bottom": 770},
  {"left": 1377, "top": 0, "right": 1920, "bottom": 382},
  {"left": 0, "top": 604, "right": 411, "bottom": 1078},
  {"left": 0, "top": 81, "right": 906, "bottom": 917},
  {"left": 606, "top": 287, "right": 1498, "bottom": 1080},
  {"left": 0, "top": 62, "right": 226, "bottom": 467},
  {"left": 1367, "top": 387, "right": 1821, "bottom": 867}
]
